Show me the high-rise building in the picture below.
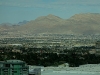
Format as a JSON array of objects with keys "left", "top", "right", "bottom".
[{"left": 0, "top": 60, "right": 29, "bottom": 75}]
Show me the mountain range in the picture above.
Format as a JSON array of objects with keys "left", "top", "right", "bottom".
[{"left": 0, "top": 13, "right": 100, "bottom": 37}]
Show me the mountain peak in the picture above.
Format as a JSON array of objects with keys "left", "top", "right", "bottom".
[
  {"left": 47, "top": 14, "right": 62, "bottom": 19},
  {"left": 47, "top": 14, "right": 55, "bottom": 17},
  {"left": 69, "top": 13, "right": 100, "bottom": 21},
  {"left": 18, "top": 20, "right": 29, "bottom": 25},
  {"left": 35, "top": 14, "right": 62, "bottom": 22}
]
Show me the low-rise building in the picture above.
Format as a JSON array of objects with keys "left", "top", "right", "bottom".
[
  {"left": 29, "top": 66, "right": 42, "bottom": 75},
  {"left": 29, "top": 68, "right": 41, "bottom": 75},
  {"left": 0, "top": 60, "right": 29, "bottom": 75}
]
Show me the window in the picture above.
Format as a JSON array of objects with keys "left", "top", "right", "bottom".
[
  {"left": 12, "top": 71, "right": 17, "bottom": 73},
  {"left": 5, "top": 64, "right": 10, "bottom": 67},
  {"left": 3, "top": 69, "right": 8, "bottom": 72},
  {"left": 22, "top": 68, "right": 27, "bottom": 71}
]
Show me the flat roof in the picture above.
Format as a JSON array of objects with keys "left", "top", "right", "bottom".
[{"left": 0, "top": 60, "right": 26, "bottom": 64}]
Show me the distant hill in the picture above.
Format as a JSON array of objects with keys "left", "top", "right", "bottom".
[
  {"left": 18, "top": 20, "right": 29, "bottom": 25},
  {"left": 0, "top": 13, "right": 100, "bottom": 37}
]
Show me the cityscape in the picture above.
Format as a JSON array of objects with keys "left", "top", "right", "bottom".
[
  {"left": 0, "top": 34, "right": 100, "bottom": 75},
  {"left": 0, "top": 0, "right": 100, "bottom": 75}
]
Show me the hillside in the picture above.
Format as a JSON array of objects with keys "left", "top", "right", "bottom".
[{"left": 0, "top": 13, "right": 100, "bottom": 37}]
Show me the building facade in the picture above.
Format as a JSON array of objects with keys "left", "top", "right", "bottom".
[{"left": 0, "top": 60, "right": 29, "bottom": 75}]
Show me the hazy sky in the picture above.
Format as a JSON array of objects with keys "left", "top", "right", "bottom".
[{"left": 0, "top": 0, "right": 100, "bottom": 24}]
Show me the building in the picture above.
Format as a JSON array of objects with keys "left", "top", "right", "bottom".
[
  {"left": 0, "top": 60, "right": 29, "bottom": 75},
  {"left": 29, "top": 68, "right": 41, "bottom": 75},
  {"left": 95, "top": 41, "right": 100, "bottom": 49},
  {"left": 29, "top": 65, "right": 41, "bottom": 75}
]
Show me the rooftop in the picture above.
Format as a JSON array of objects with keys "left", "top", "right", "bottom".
[{"left": 0, "top": 60, "right": 26, "bottom": 64}]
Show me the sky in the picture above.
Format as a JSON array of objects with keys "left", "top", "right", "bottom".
[{"left": 0, "top": 0, "right": 100, "bottom": 24}]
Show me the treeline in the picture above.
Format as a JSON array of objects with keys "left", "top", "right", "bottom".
[{"left": 0, "top": 48, "right": 100, "bottom": 67}]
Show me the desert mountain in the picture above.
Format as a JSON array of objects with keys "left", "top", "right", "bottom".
[
  {"left": 18, "top": 20, "right": 29, "bottom": 25},
  {"left": 0, "top": 13, "right": 100, "bottom": 37},
  {"left": 64, "top": 13, "right": 100, "bottom": 34},
  {"left": 18, "top": 14, "right": 65, "bottom": 34}
]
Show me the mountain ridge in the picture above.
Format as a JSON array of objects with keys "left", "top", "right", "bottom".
[{"left": 0, "top": 13, "right": 100, "bottom": 37}]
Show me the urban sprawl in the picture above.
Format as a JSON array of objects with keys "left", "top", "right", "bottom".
[{"left": 0, "top": 34, "right": 100, "bottom": 67}]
